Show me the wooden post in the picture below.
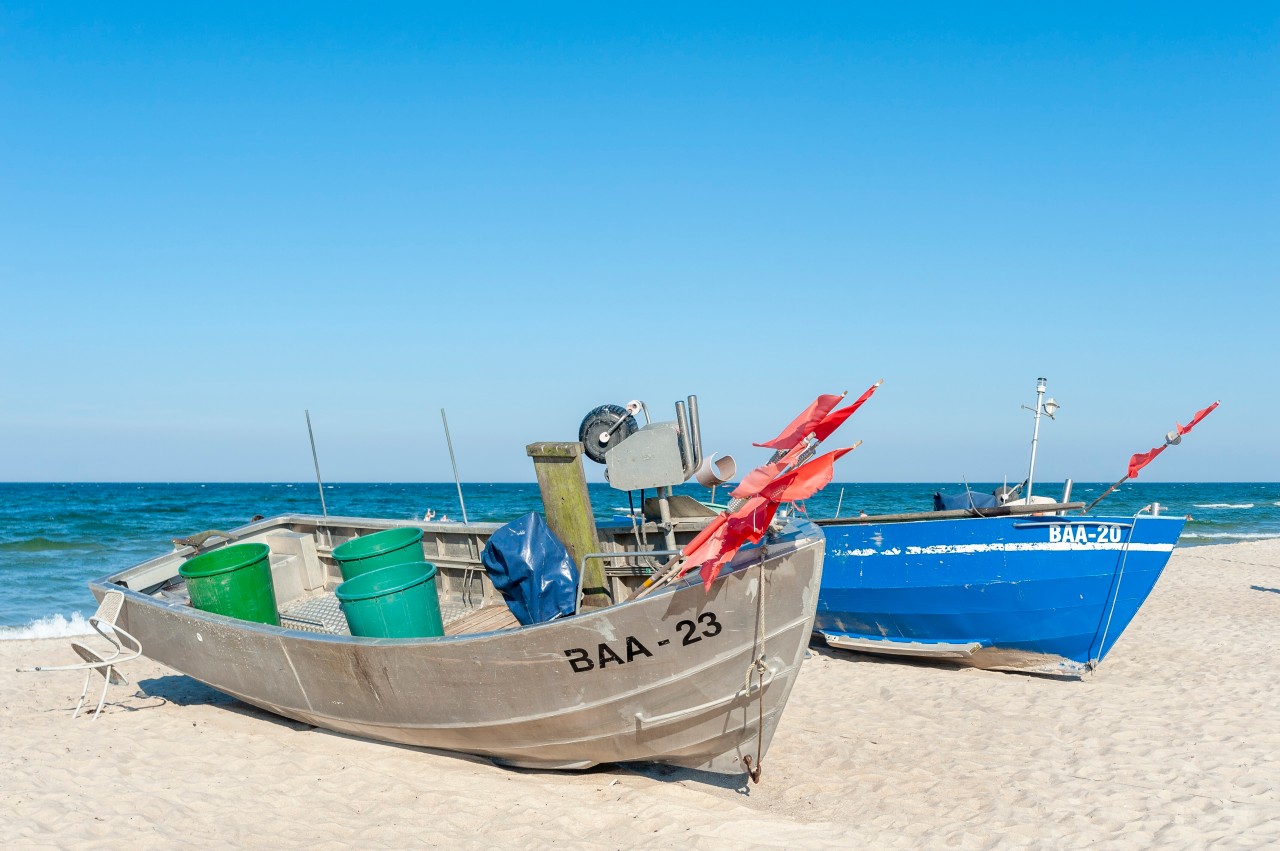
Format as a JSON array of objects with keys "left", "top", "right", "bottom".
[{"left": 525, "top": 442, "right": 608, "bottom": 609}]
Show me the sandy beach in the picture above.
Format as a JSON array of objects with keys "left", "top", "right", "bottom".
[{"left": 3, "top": 540, "right": 1277, "bottom": 849}]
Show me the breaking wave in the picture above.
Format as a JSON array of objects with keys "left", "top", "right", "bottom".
[
  {"left": 1192, "top": 503, "right": 1255, "bottom": 510},
  {"left": 1181, "top": 532, "right": 1280, "bottom": 540},
  {"left": 0, "top": 612, "right": 93, "bottom": 641}
]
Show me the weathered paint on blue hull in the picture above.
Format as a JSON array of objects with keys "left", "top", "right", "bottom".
[{"left": 814, "top": 514, "right": 1185, "bottom": 674}]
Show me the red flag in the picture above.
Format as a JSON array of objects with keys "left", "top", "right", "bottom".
[
  {"left": 675, "top": 396, "right": 861, "bottom": 593},
  {"left": 1128, "top": 400, "right": 1220, "bottom": 479},
  {"left": 722, "top": 495, "right": 780, "bottom": 546},
  {"left": 812, "top": 380, "right": 881, "bottom": 443},
  {"left": 1127, "top": 444, "right": 1167, "bottom": 479},
  {"left": 1176, "top": 401, "right": 1219, "bottom": 437},
  {"left": 759, "top": 447, "right": 854, "bottom": 502},
  {"left": 730, "top": 461, "right": 785, "bottom": 500},
  {"left": 678, "top": 496, "right": 781, "bottom": 590},
  {"left": 729, "top": 442, "right": 808, "bottom": 499},
  {"left": 680, "top": 513, "right": 727, "bottom": 559},
  {"left": 698, "top": 497, "right": 780, "bottom": 591},
  {"left": 753, "top": 394, "right": 844, "bottom": 450},
  {"left": 680, "top": 527, "right": 730, "bottom": 586}
]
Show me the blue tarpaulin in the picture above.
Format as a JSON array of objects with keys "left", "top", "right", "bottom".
[
  {"left": 480, "top": 512, "right": 580, "bottom": 625},
  {"left": 934, "top": 490, "right": 999, "bottom": 511}
]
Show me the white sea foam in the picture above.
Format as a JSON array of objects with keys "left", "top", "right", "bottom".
[
  {"left": 1192, "top": 503, "right": 1255, "bottom": 509},
  {"left": 0, "top": 612, "right": 94, "bottom": 641},
  {"left": 1181, "top": 532, "right": 1280, "bottom": 540}
]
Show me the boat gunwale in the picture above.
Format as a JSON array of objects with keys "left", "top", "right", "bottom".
[
  {"left": 816, "top": 501, "right": 1089, "bottom": 525},
  {"left": 91, "top": 513, "right": 823, "bottom": 648}
]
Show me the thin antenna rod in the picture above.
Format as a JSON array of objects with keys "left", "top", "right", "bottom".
[
  {"left": 305, "top": 409, "right": 328, "bottom": 518},
  {"left": 1025, "top": 378, "right": 1047, "bottom": 502},
  {"left": 440, "top": 408, "right": 469, "bottom": 525}
]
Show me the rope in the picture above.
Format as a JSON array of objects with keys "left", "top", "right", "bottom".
[
  {"left": 1087, "top": 513, "right": 1140, "bottom": 672},
  {"left": 627, "top": 489, "right": 645, "bottom": 559},
  {"left": 623, "top": 489, "right": 673, "bottom": 597},
  {"left": 742, "top": 551, "right": 769, "bottom": 784}
]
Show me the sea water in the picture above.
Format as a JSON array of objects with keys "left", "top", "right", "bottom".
[{"left": 2, "top": 480, "right": 1277, "bottom": 636}]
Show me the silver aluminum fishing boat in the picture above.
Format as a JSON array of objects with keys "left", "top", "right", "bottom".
[
  {"left": 92, "top": 514, "right": 822, "bottom": 774},
  {"left": 90, "top": 397, "right": 824, "bottom": 776}
]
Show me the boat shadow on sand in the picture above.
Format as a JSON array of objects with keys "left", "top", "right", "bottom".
[
  {"left": 136, "top": 673, "right": 314, "bottom": 732},
  {"left": 134, "top": 673, "right": 756, "bottom": 791}
]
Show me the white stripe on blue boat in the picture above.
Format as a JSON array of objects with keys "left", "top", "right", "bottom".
[{"left": 830, "top": 541, "right": 1177, "bottom": 558}]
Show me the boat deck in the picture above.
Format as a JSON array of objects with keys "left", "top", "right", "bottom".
[{"left": 277, "top": 591, "right": 520, "bottom": 637}]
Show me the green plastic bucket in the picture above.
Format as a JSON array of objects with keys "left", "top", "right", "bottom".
[
  {"left": 179, "top": 542, "right": 279, "bottom": 626},
  {"left": 331, "top": 527, "right": 425, "bottom": 582},
  {"left": 335, "top": 562, "right": 444, "bottom": 639}
]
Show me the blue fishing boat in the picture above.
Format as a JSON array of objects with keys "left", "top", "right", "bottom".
[
  {"left": 807, "top": 378, "right": 1214, "bottom": 676},
  {"left": 813, "top": 505, "right": 1184, "bottom": 675}
]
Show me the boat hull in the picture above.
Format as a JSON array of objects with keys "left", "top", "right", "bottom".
[
  {"left": 93, "top": 521, "right": 823, "bottom": 774},
  {"left": 814, "top": 514, "right": 1184, "bottom": 674}
]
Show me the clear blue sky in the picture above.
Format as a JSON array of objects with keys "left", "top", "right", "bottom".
[{"left": 1, "top": 4, "right": 1275, "bottom": 483}]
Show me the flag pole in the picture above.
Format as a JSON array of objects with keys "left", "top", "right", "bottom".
[
  {"left": 440, "top": 408, "right": 470, "bottom": 525},
  {"left": 627, "top": 554, "right": 688, "bottom": 601},
  {"left": 1082, "top": 400, "right": 1220, "bottom": 514},
  {"left": 304, "top": 410, "right": 328, "bottom": 519},
  {"left": 726, "top": 390, "right": 850, "bottom": 513},
  {"left": 1082, "top": 476, "right": 1128, "bottom": 514},
  {"left": 634, "top": 388, "right": 875, "bottom": 602}
]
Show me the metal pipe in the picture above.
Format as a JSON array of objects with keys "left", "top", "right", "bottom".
[
  {"left": 304, "top": 410, "right": 328, "bottom": 518},
  {"left": 1025, "top": 378, "right": 1047, "bottom": 502},
  {"left": 440, "top": 408, "right": 470, "bottom": 525},
  {"left": 675, "top": 401, "right": 693, "bottom": 478},
  {"left": 687, "top": 395, "right": 704, "bottom": 473},
  {"left": 656, "top": 486, "right": 678, "bottom": 552}
]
